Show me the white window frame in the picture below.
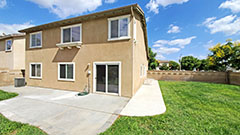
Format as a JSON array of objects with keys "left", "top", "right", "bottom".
[
  {"left": 58, "top": 62, "right": 75, "bottom": 81},
  {"left": 29, "top": 63, "right": 42, "bottom": 79},
  {"left": 144, "top": 65, "right": 147, "bottom": 77},
  {"left": 61, "top": 23, "right": 82, "bottom": 45},
  {"left": 30, "top": 31, "right": 42, "bottom": 48},
  {"left": 5, "top": 39, "right": 12, "bottom": 52},
  {"left": 140, "top": 65, "right": 143, "bottom": 77},
  {"left": 108, "top": 14, "right": 131, "bottom": 41}
]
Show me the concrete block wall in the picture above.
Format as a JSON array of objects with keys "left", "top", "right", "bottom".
[
  {"left": 147, "top": 70, "right": 240, "bottom": 85},
  {"left": 229, "top": 72, "right": 240, "bottom": 85}
]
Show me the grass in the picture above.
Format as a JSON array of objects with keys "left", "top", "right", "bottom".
[
  {"left": 101, "top": 81, "right": 240, "bottom": 135},
  {"left": 0, "top": 90, "right": 18, "bottom": 101},
  {"left": 0, "top": 89, "right": 47, "bottom": 135}
]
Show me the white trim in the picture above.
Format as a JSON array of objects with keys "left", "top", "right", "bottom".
[
  {"left": 93, "top": 61, "right": 121, "bottom": 96},
  {"left": 58, "top": 62, "right": 75, "bottom": 81},
  {"left": 133, "top": 18, "right": 137, "bottom": 41},
  {"left": 29, "top": 62, "right": 42, "bottom": 79},
  {"left": 5, "top": 39, "right": 12, "bottom": 52},
  {"left": 60, "top": 23, "right": 82, "bottom": 44},
  {"left": 107, "top": 37, "right": 131, "bottom": 41},
  {"left": 108, "top": 14, "right": 131, "bottom": 41},
  {"left": 30, "top": 31, "right": 42, "bottom": 48},
  {"left": 108, "top": 14, "right": 131, "bottom": 21}
]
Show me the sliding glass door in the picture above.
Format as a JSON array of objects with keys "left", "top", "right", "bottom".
[{"left": 95, "top": 63, "right": 120, "bottom": 94}]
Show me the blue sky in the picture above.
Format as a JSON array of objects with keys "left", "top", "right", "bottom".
[{"left": 0, "top": 0, "right": 240, "bottom": 61}]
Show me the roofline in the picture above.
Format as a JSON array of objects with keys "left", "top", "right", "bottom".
[
  {"left": 0, "top": 34, "right": 25, "bottom": 41},
  {"left": 18, "top": 3, "right": 149, "bottom": 59},
  {"left": 19, "top": 4, "right": 139, "bottom": 33}
]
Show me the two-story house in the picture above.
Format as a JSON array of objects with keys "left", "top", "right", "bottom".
[
  {"left": 19, "top": 4, "right": 148, "bottom": 97},
  {"left": 0, "top": 34, "right": 25, "bottom": 70}
]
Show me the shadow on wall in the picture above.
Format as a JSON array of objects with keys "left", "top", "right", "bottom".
[{"left": 52, "top": 48, "right": 80, "bottom": 62}]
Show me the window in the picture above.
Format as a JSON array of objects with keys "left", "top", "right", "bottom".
[
  {"left": 58, "top": 63, "right": 75, "bottom": 81},
  {"left": 5, "top": 39, "right": 12, "bottom": 51},
  {"left": 30, "top": 63, "right": 42, "bottom": 79},
  {"left": 30, "top": 32, "right": 42, "bottom": 48},
  {"left": 144, "top": 65, "right": 147, "bottom": 77},
  {"left": 61, "top": 24, "right": 82, "bottom": 43},
  {"left": 108, "top": 15, "right": 130, "bottom": 40},
  {"left": 140, "top": 65, "right": 147, "bottom": 77}
]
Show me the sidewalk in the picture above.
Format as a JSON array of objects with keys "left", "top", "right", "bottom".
[{"left": 120, "top": 79, "right": 166, "bottom": 116}]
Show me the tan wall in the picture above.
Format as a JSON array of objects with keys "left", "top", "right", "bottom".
[
  {"left": 25, "top": 14, "right": 136, "bottom": 97},
  {"left": 0, "top": 40, "right": 14, "bottom": 69},
  {"left": 148, "top": 70, "right": 228, "bottom": 84},
  {"left": 229, "top": 72, "right": 240, "bottom": 85},
  {"left": 13, "top": 38, "right": 25, "bottom": 70},
  {"left": 132, "top": 13, "right": 148, "bottom": 95},
  {"left": 0, "top": 69, "right": 23, "bottom": 86},
  {"left": 0, "top": 37, "right": 25, "bottom": 70}
]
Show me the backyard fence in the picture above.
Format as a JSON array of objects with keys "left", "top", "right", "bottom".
[
  {"left": 0, "top": 69, "right": 24, "bottom": 86},
  {"left": 148, "top": 70, "right": 240, "bottom": 85}
]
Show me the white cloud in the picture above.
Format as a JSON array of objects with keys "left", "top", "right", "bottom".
[
  {"left": 0, "top": 0, "right": 6, "bottom": 8},
  {"left": 203, "top": 40, "right": 215, "bottom": 49},
  {"left": 26, "top": 0, "right": 103, "bottom": 18},
  {"left": 146, "top": 0, "right": 189, "bottom": 14},
  {"left": 219, "top": 0, "right": 240, "bottom": 13},
  {"left": 167, "top": 24, "right": 180, "bottom": 33},
  {"left": 146, "top": 17, "right": 150, "bottom": 22},
  {"left": 153, "top": 47, "right": 180, "bottom": 54},
  {"left": 0, "top": 22, "right": 34, "bottom": 35},
  {"left": 156, "top": 53, "right": 166, "bottom": 59},
  {"left": 153, "top": 47, "right": 180, "bottom": 60},
  {"left": 104, "top": 0, "right": 116, "bottom": 3},
  {"left": 203, "top": 15, "right": 240, "bottom": 35},
  {"left": 188, "top": 54, "right": 207, "bottom": 60},
  {"left": 152, "top": 36, "right": 196, "bottom": 60},
  {"left": 155, "top": 36, "right": 196, "bottom": 48}
]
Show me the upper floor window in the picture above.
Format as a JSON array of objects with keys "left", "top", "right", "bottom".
[
  {"left": 5, "top": 39, "right": 12, "bottom": 51},
  {"left": 108, "top": 15, "right": 130, "bottom": 41},
  {"left": 61, "top": 24, "right": 82, "bottom": 44},
  {"left": 30, "top": 31, "right": 42, "bottom": 48}
]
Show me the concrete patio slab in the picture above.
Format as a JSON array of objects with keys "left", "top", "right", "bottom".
[
  {"left": 0, "top": 86, "right": 129, "bottom": 135},
  {"left": 120, "top": 79, "right": 166, "bottom": 116}
]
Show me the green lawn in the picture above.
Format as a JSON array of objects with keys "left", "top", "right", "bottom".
[
  {"left": 102, "top": 81, "right": 240, "bottom": 135},
  {"left": 0, "top": 90, "right": 47, "bottom": 135}
]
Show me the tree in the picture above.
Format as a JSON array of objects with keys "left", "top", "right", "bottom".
[
  {"left": 159, "top": 63, "right": 169, "bottom": 70},
  {"left": 180, "top": 56, "right": 201, "bottom": 71},
  {"left": 169, "top": 61, "right": 180, "bottom": 70},
  {"left": 148, "top": 47, "right": 159, "bottom": 70},
  {"left": 231, "top": 41, "right": 240, "bottom": 70},
  {"left": 208, "top": 40, "right": 240, "bottom": 71},
  {"left": 199, "top": 59, "right": 210, "bottom": 71}
]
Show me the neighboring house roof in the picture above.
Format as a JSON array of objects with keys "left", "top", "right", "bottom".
[
  {"left": 19, "top": 4, "right": 149, "bottom": 58},
  {"left": 158, "top": 60, "right": 170, "bottom": 63},
  {"left": 0, "top": 33, "right": 25, "bottom": 41}
]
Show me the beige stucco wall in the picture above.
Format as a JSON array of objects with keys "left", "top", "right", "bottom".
[
  {"left": 13, "top": 38, "right": 25, "bottom": 70},
  {"left": 25, "top": 14, "right": 137, "bottom": 97},
  {"left": 0, "top": 37, "right": 25, "bottom": 70},
  {"left": 132, "top": 13, "right": 148, "bottom": 95},
  {"left": 0, "top": 69, "right": 23, "bottom": 86},
  {"left": 0, "top": 40, "right": 14, "bottom": 69}
]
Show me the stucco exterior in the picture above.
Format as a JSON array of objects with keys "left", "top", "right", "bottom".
[
  {"left": 22, "top": 4, "right": 148, "bottom": 97},
  {"left": 0, "top": 36, "right": 25, "bottom": 70}
]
